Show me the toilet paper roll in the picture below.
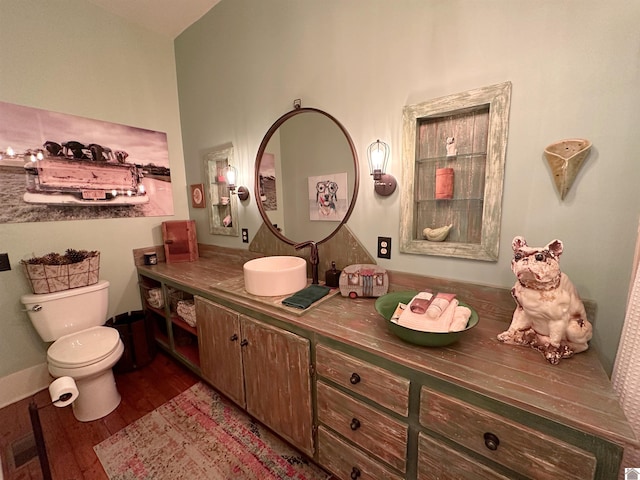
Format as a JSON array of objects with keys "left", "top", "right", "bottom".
[{"left": 49, "top": 376, "right": 79, "bottom": 407}]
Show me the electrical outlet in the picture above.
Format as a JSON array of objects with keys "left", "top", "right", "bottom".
[
  {"left": 242, "top": 228, "right": 249, "bottom": 243},
  {"left": 377, "top": 237, "right": 391, "bottom": 259}
]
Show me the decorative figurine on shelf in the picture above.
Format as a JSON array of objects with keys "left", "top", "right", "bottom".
[
  {"left": 446, "top": 136, "right": 458, "bottom": 157},
  {"left": 423, "top": 224, "right": 452, "bottom": 242},
  {"left": 497, "top": 236, "right": 592, "bottom": 365}
]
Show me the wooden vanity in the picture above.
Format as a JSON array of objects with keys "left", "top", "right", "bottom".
[{"left": 135, "top": 247, "right": 637, "bottom": 480}]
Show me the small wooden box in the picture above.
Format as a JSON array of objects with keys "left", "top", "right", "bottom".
[{"left": 162, "top": 220, "right": 199, "bottom": 263}]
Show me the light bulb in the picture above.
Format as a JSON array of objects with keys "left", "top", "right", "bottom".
[
  {"left": 225, "top": 166, "right": 237, "bottom": 188},
  {"left": 371, "top": 147, "right": 385, "bottom": 171}
]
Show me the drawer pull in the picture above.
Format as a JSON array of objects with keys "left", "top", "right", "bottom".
[
  {"left": 229, "top": 333, "right": 238, "bottom": 341},
  {"left": 350, "top": 373, "right": 361, "bottom": 385},
  {"left": 350, "top": 418, "right": 361, "bottom": 431},
  {"left": 350, "top": 466, "right": 361, "bottom": 479},
  {"left": 240, "top": 339, "right": 248, "bottom": 347},
  {"left": 483, "top": 432, "right": 500, "bottom": 451}
]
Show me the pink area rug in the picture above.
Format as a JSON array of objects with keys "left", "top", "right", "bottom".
[{"left": 94, "top": 382, "right": 330, "bottom": 480}]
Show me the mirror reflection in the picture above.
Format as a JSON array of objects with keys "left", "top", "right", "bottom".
[{"left": 255, "top": 108, "right": 358, "bottom": 246}]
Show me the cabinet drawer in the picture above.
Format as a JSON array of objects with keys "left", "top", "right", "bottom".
[
  {"left": 316, "top": 344, "right": 410, "bottom": 416},
  {"left": 318, "top": 426, "right": 404, "bottom": 480},
  {"left": 419, "top": 387, "right": 596, "bottom": 480},
  {"left": 418, "top": 433, "right": 511, "bottom": 480},
  {"left": 317, "top": 381, "right": 407, "bottom": 472}
]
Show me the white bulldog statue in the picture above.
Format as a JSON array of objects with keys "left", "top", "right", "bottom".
[{"left": 497, "top": 236, "right": 593, "bottom": 364}]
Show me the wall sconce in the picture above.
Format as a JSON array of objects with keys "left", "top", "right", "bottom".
[
  {"left": 367, "top": 139, "right": 397, "bottom": 196},
  {"left": 223, "top": 165, "right": 250, "bottom": 201}
]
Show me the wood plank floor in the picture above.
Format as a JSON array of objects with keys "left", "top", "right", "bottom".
[{"left": 0, "top": 351, "right": 200, "bottom": 480}]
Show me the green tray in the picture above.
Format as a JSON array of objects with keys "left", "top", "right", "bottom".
[{"left": 375, "top": 291, "right": 479, "bottom": 347}]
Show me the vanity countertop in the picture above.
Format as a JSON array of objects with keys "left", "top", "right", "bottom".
[{"left": 136, "top": 254, "right": 638, "bottom": 450}]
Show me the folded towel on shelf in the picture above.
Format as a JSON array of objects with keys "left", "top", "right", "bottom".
[
  {"left": 147, "top": 288, "right": 164, "bottom": 309},
  {"left": 282, "top": 285, "right": 331, "bottom": 309},
  {"left": 177, "top": 299, "right": 196, "bottom": 327}
]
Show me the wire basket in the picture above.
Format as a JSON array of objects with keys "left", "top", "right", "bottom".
[{"left": 22, "top": 253, "right": 100, "bottom": 294}]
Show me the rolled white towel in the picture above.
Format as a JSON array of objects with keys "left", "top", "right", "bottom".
[
  {"left": 435, "top": 298, "right": 458, "bottom": 332},
  {"left": 449, "top": 306, "right": 472, "bottom": 331},
  {"left": 425, "top": 292, "right": 456, "bottom": 319}
]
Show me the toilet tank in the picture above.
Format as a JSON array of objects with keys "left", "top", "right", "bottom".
[{"left": 20, "top": 280, "right": 110, "bottom": 342}]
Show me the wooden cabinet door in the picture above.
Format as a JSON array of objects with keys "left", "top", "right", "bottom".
[
  {"left": 241, "top": 316, "right": 314, "bottom": 456},
  {"left": 195, "top": 297, "right": 245, "bottom": 408}
]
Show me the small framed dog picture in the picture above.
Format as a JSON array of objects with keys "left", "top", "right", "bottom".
[
  {"left": 190, "top": 184, "right": 205, "bottom": 208},
  {"left": 308, "top": 172, "right": 348, "bottom": 221}
]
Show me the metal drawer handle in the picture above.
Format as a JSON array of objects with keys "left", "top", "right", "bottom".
[
  {"left": 229, "top": 333, "right": 238, "bottom": 342},
  {"left": 484, "top": 432, "right": 500, "bottom": 451},
  {"left": 350, "top": 418, "right": 361, "bottom": 431},
  {"left": 350, "top": 373, "right": 361, "bottom": 385},
  {"left": 350, "top": 466, "right": 361, "bottom": 479},
  {"left": 240, "top": 339, "right": 248, "bottom": 347}
]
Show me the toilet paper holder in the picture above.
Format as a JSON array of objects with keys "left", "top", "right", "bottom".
[
  {"left": 54, "top": 392, "right": 73, "bottom": 403},
  {"left": 48, "top": 376, "right": 79, "bottom": 408},
  {"left": 27, "top": 376, "right": 79, "bottom": 480}
]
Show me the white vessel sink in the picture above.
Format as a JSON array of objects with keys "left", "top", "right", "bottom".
[{"left": 243, "top": 256, "right": 307, "bottom": 296}]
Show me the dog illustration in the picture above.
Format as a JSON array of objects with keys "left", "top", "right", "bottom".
[
  {"left": 497, "top": 236, "right": 592, "bottom": 364},
  {"left": 316, "top": 180, "right": 338, "bottom": 216},
  {"left": 43, "top": 141, "right": 63, "bottom": 156},
  {"left": 114, "top": 150, "right": 129, "bottom": 163},
  {"left": 62, "top": 140, "right": 90, "bottom": 159}
]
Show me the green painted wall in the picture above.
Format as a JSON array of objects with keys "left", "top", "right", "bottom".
[
  {"left": 0, "top": 0, "right": 189, "bottom": 377},
  {"left": 175, "top": 0, "right": 640, "bottom": 374}
]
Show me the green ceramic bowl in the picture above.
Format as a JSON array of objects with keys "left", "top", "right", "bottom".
[{"left": 375, "top": 291, "right": 479, "bottom": 347}]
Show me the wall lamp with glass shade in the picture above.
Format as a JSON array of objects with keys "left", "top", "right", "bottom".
[
  {"left": 367, "top": 139, "right": 396, "bottom": 196},
  {"left": 223, "top": 165, "right": 250, "bottom": 201}
]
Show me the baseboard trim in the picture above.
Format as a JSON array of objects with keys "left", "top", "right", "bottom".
[{"left": 0, "top": 363, "right": 50, "bottom": 409}]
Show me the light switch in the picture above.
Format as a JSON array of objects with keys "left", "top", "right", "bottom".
[{"left": 0, "top": 253, "right": 10, "bottom": 271}]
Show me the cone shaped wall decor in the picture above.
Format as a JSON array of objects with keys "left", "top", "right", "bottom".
[{"left": 544, "top": 138, "right": 592, "bottom": 200}]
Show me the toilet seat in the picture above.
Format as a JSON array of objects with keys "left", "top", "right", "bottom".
[{"left": 48, "top": 326, "right": 120, "bottom": 368}]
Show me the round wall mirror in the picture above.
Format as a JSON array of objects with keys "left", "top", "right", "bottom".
[{"left": 254, "top": 106, "right": 359, "bottom": 248}]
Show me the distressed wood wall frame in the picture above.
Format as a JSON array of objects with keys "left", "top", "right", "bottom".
[
  {"left": 400, "top": 81, "right": 512, "bottom": 261},
  {"left": 204, "top": 143, "right": 240, "bottom": 237}
]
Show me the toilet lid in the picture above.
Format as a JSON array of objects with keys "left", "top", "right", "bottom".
[{"left": 48, "top": 326, "right": 121, "bottom": 368}]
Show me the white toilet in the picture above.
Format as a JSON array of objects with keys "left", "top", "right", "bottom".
[{"left": 21, "top": 280, "right": 125, "bottom": 422}]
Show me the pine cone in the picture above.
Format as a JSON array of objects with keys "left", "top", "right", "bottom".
[
  {"left": 65, "top": 249, "right": 86, "bottom": 263},
  {"left": 42, "top": 252, "right": 65, "bottom": 265}
]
